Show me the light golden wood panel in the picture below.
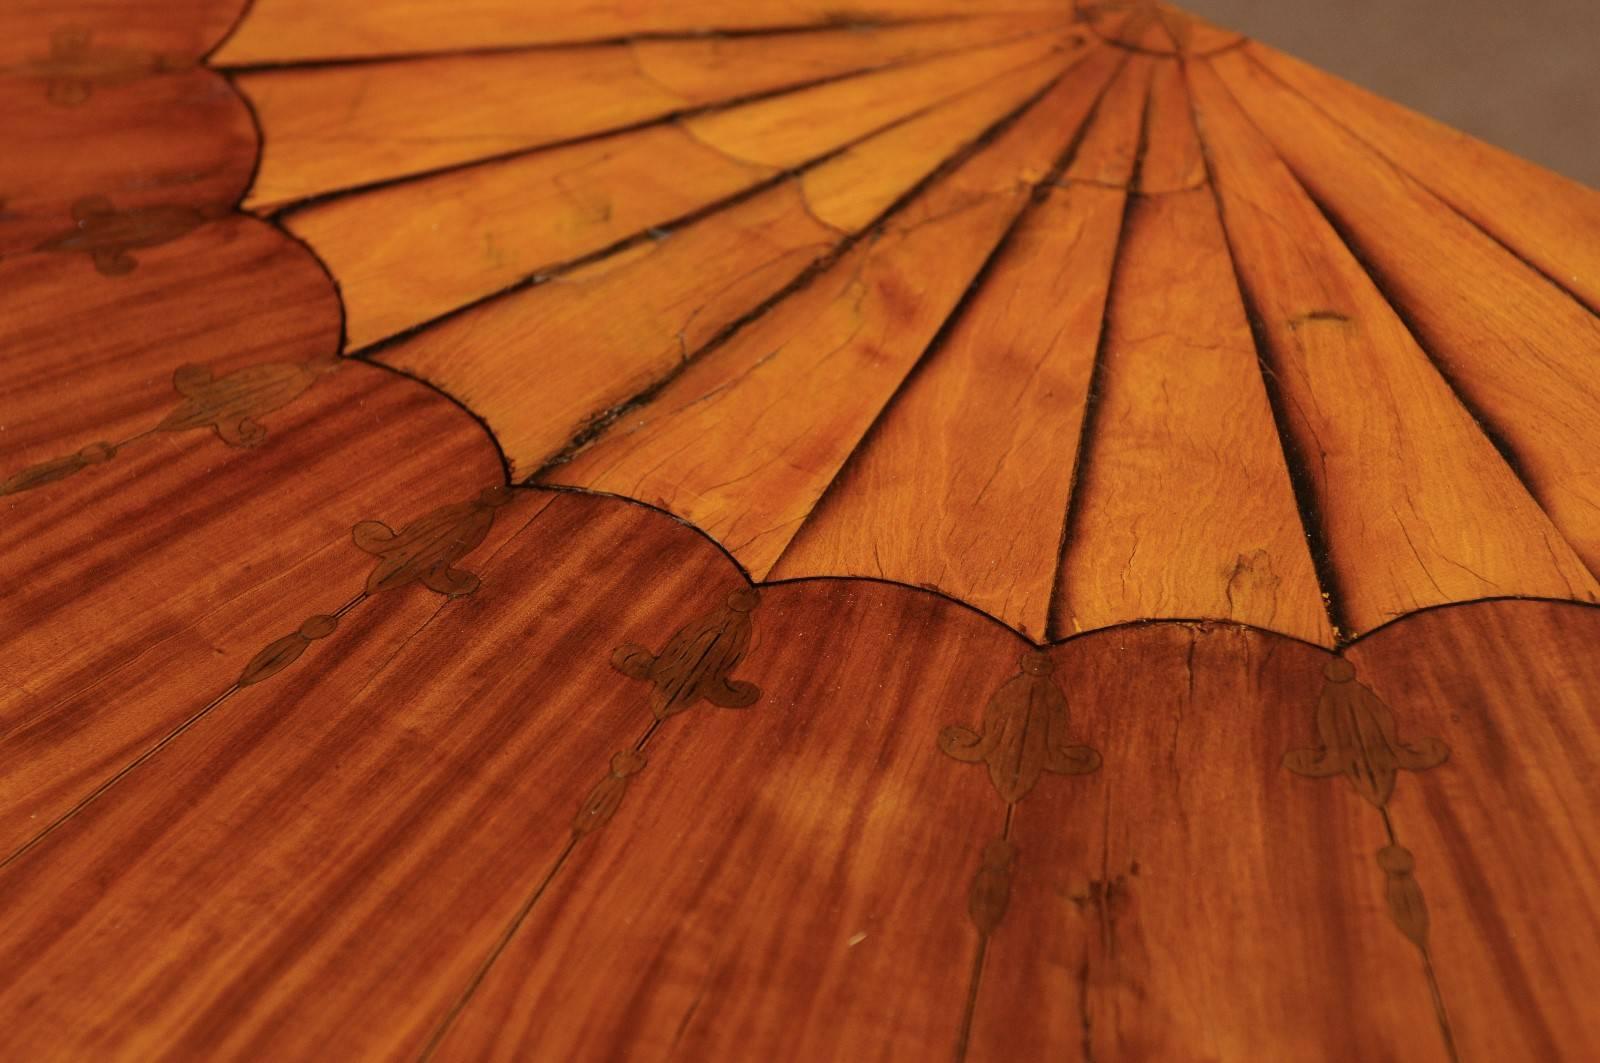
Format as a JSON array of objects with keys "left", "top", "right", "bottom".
[
  {"left": 772, "top": 56, "right": 1128, "bottom": 639},
  {"left": 1246, "top": 42, "right": 1600, "bottom": 313},
  {"left": 237, "top": 46, "right": 689, "bottom": 210},
  {"left": 682, "top": 32, "right": 1079, "bottom": 168},
  {"left": 1084, "top": 1, "right": 1242, "bottom": 56},
  {"left": 375, "top": 182, "right": 841, "bottom": 479},
  {"left": 798, "top": 46, "right": 1082, "bottom": 231},
  {"left": 1212, "top": 49, "right": 1600, "bottom": 578},
  {"left": 213, "top": 1, "right": 1066, "bottom": 64},
  {"left": 1187, "top": 57, "right": 1599, "bottom": 636},
  {"left": 1137, "top": 55, "right": 1205, "bottom": 193},
  {"left": 290, "top": 125, "right": 775, "bottom": 350},
  {"left": 373, "top": 51, "right": 1083, "bottom": 481},
  {"left": 548, "top": 73, "right": 1091, "bottom": 579},
  {"left": 1062, "top": 51, "right": 1148, "bottom": 187},
  {"left": 1103, "top": 2, "right": 1175, "bottom": 53},
  {"left": 237, "top": 17, "right": 1067, "bottom": 211},
  {"left": 1055, "top": 188, "right": 1334, "bottom": 645},
  {"left": 631, "top": 12, "right": 1067, "bottom": 101}
]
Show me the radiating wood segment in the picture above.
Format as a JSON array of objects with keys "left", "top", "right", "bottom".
[
  {"left": 1187, "top": 57, "right": 1599, "bottom": 636},
  {"left": 679, "top": 31, "right": 1078, "bottom": 169},
  {"left": 212, "top": 1, "right": 1066, "bottom": 65},
  {"left": 1053, "top": 187, "right": 1333, "bottom": 644},
  {"left": 222, "top": 5, "right": 1600, "bottom": 645},
  {"left": 293, "top": 30, "right": 1087, "bottom": 350},
  {"left": 374, "top": 182, "right": 843, "bottom": 475},
  {"left": 238, "top": 17, "right": 1076, "bottom": 210},
  {"left": 546, "top": 60, "right": 1112, "bottom": 578},
  {"left": 1245, "top": 42, "right": 1600, "bottom": 313},
  {"left": 380, "top": 46, "right": 1095, "bottom": 485},
  {"left": 1211, "top": 48, "right": 1600, "bottom": 577},
  {"left": 771, "top": 53, "right": 1137, "bottom": 638},
  {"left": 288, "top": 125, "right": 777, "bottom": 350}
]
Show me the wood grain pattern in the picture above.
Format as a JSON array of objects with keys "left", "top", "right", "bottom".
[
  {"left": 237, "top": 46, "right": 692, "bottom": 211},
  {"left": 546, "top": 63, "right": 1096, "bottom": 578},
  {"left": 1349, "top": 601, "right": 1600, "bottom": 1061},
  {"left": 238, "top": 18, "right": 1071, "bottom": 211},
  {"left": 5, "top": 2, "right": 1600, "bottom": 1058},
  {"left": 376, "top": 42, "right": 1089, "bottom": 484},
  {"left": 0, "top": 0, "right": 243, "bottom": 66},
  {"left": 1187, "top": 56, "right": 1599, "bottom": 636},
  {"left": 431, "top": 579, "right": 1018, "bottom": 1061},
  {"left": 0, "top": 69, "right": 254, "bottom": 254},
  {"left": 1136, "top": 54, "right": 1205, "bottom": 193},
  {"left": 1054, "top": 187, "right": 1333, "bottom": 644},
  {"left": 680, "top": 32, "right": 1078, "bottom": 169},
  {"left": 1246, "top": 41, "right": 1600, "bottom": 313},
  {"left": 1211, "top": 48, "right": 1600, "bottom": 577},
  {"left": 0, "top": 493, "right": 735, "bottom": 1060},
  {"left": 375, "top": 181, "right": 842, "bottom": 479},
  {"left": 0, "top": 310, "right": 506, "bottom": 862},
  {"left": 771, "top": 52, "right": 1128, "bottom": 638},
  {"left": 210, "top": 11, "right": 1600, "bottom": 642},
  {"left": 289, "top": 124, "right": 777, "bottom": 351},
  {"left": 212, "top": 1, "right": 1065, "bottom": 64}
]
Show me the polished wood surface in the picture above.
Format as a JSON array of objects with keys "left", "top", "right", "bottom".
[{"left": 3, "top": 0, "right": 1598, "bottom": 1059}]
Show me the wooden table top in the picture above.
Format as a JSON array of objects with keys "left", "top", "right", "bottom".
[{"left": 2, "top": 1, "right": 1597, "bottom": 1058}]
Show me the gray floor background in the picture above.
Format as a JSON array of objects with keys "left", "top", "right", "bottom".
[{"left": 1185, "top": 0, "right": 1600, "bottom": 187}]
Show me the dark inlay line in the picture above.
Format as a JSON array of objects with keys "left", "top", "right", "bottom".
[
  {"left": 1181, "top": 57, "right": 1353, "bottom": 643},
  {"left": 203, "top": 0, "right": 262, "bottom": 64},
  {"left": 1209, "top": 61, "right": 1600, "bottom": 597},
  {"left": 0, "top": 590, "right": 369, "bottom": 872},
  {"left": 953, "top": 802, "right": 1015, "bottom": 1062},
  {"left": 769, "top": 51, "right": 1130, "bottom": 586},
  {"left": 342, "top": 46, "right": 1087, "bottom": 370},
  {"left": 1241, "top": 47, "right": 1600, "bottom": 320},
  {"left": 418, "top": 713, "right": 664, "bottom": 1060},
  {"left": 256, "top": 25, "right": 1075, "bottom": 219},
  {"left": 1044, "top": 56, "right": 1155, "bottom": 642},
  {"left": 269, "top": 191, "right": 518, "bottom": 484},
  {"left": 529, "top": 52, "right": 1095, "bottom": 478},
  {"left": 1376, "top": 806, "right": 1462, "bottom": 1063},
  {"left": 210, "top": 13, "right": 992, "bottom": 73}
]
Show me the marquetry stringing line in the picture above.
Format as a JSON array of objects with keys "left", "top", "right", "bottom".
[
  {"left": 0, "top": 357, "right": 344, "bottom": 501},
  {"left": 953, "top": 802, "right": 1015, "bottom": 1063},
  {"left": 417, "top": 586, "right": 764, "bottom": 1058},
  {"left": 939, "top": 650, "right": 1102, "bottom": 1060},
  {"left": 1282, "top": 658, "right": 1459, "bottom": 1062},
  {"left": 0, "top": 484, "right": 515, "bottom": 871}
]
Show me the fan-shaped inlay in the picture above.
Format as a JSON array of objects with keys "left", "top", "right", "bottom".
[{"left": 212, "top": 0, "right": 1600, "bottom": 646}]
